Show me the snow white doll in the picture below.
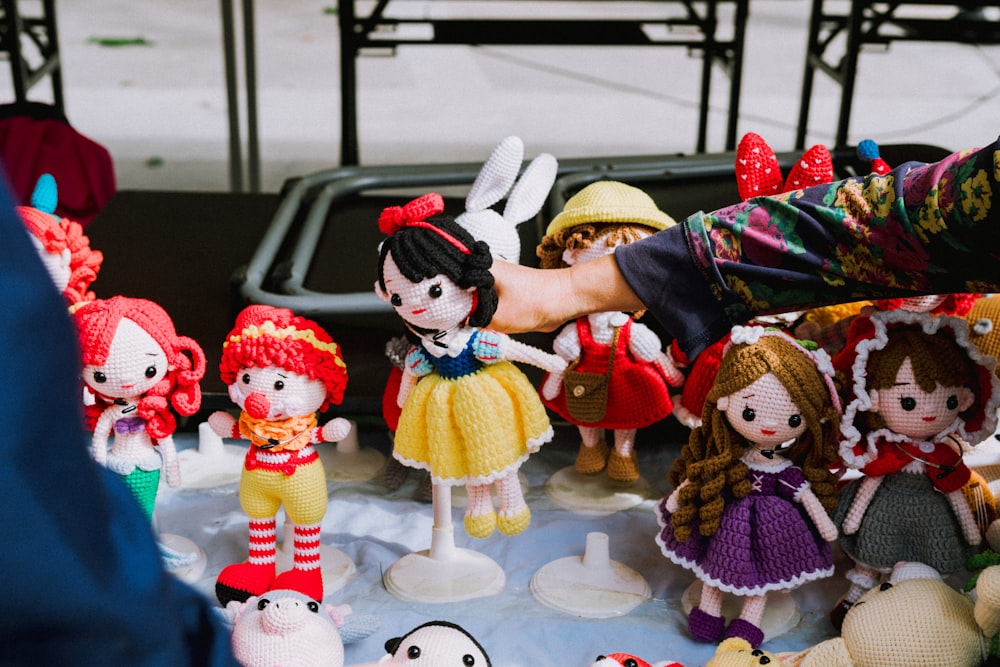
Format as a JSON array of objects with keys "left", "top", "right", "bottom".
[
  {"left": 375, "top": 192, "right": 566, "bottom": 539},
  {"left": 74, "top": 296, "right": 205, "bottom": 541},
  {"left": 830, "top": 308, "right": 1000, "bottom": 627},
  {"left": 655, "top": 326, "right": 843, "bottom": 648}
]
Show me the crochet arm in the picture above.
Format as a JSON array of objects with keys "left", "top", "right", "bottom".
[
  {"left": 630, "top": 322, "right": 684, "bottom": 385},
  {"left": 91, "top": 407, "right": 115, "bottom": 466},
  {"left": 158, "top": 434, "right": 181, "bottom": 488},
  {"left": 499, "top": 333, "right": 568, "bottom": 374},
  {"left": 799, "top": 486, "right": 838, "bottom": 542},
  {"left": 842, "top": 475, "right": 883, "bottom": 535},
  {"left": 947, "top": 488, "right": 983, "bottom": 546},
  {"left": 616, "top": 139, "right": 1000, "bottom": 359}
]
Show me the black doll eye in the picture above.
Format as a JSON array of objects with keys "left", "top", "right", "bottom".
[
  {"left": 428, "top": 283, "right": 443, "bottom": 298},
  {"left": 407, "top": 646, "right": 421, "bottom": 659},
  {"left": 463, "top": 656, "right": 475, "bottom": 666},
  {"left": 145, "top": 365, "right": 157, "bottom": 378},
  {"left": 242, "top": 373, "right": 251, "bottom": 384},
  {"left": 624, "top": 661, "right": 638, "bottom": 667},
  {"left": 274, "top": 380, "right": 284, "bottom": 391},
  {"left": 307, "top": 601, "right": 319, "bottom": 613},
  {"left": 947, "top": 395, "right": 959, "bottom": 410},
  {"left": 92, "top": 371, "right": 107, "bottom": 383},
  {"left": 257, "top": 598, "right": 270, "bottom": 610},
  {"left": 788, "top": 414, "right": 802, "bottom": 428},
  {"left": 742, "top": 407, "right": 755, "bottom": 422},
  {"left": 900, "top": 396, "right": 916, "bottom": 411},
  {"left": 879, "top": 582, "right": 893, "bottom": 591},
  {"left": 390, "top": 293, "right": 403, "bottom": 307}
]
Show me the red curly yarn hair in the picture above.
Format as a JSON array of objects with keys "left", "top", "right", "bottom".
[
  {"left": 219, "top": 305, "right": 348, "bottom": 412},
  {"left": 18, "top": 205, "right": 103, "bottom": 307}
]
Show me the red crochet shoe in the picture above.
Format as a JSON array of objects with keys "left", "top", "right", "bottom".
[
  {"left": 272, "top": 567, "right": 324, "bottom": 602},
  {"left": 215, "top": 561, "right": 276, "bottom": 606}
]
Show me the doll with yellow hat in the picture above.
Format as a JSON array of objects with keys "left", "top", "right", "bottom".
[{"left": 538, "top": 181, "right": 684, "bottom": 483}]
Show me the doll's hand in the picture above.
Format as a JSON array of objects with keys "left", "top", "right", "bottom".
[
  {"left": 654, "top": 351, "right": 685, "bottom": 386},
  {"left": 817, "top": 517, "right": 838, "bottom": 543},
  {"left": 541, "top": 371, "right": 564, "bottom": 401},
  {"left": 321, "top": 417, "right": 353, "bottom": 443},
  {"left": 208, "top": 410, "right": 238, "bottom": 439},
  {"left": 664, "top": 483, "right": 686, "bottom": 514}
]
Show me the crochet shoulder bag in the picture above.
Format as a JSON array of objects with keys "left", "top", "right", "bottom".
[{"left": 562, "top": 325, "right": 621, "bottom": 423}]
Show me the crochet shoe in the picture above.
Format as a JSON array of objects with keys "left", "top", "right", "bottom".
[
  {"left": 464, "top": 509, "right": 497, "bottom": 539},
  {"left": 497, "top": 506, "right": 531, "bottom": 536},
  {"left": 829, "top": 598, "right": 854, "bottom": 632},
  {"left": 575, "top": 440, "right": 609, "bottom": 474},
  {"left": 724, "top": 618, "right": 765, "bottom": 648},
  {"left": 607, "top": 449, "right": 640, "bottom": 482},
  {"left": 215, "top": 561, "right": 276, "bottom": 606},
  {"left": 688, "top": 606, "right": 725, "bottom": 643},
  {"left": 272, "top": 567, "right": 324, "bottom": 602}
]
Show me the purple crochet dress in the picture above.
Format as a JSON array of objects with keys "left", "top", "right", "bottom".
[{"left": 655, "top": 460, "right": 834, "bottom": 595}]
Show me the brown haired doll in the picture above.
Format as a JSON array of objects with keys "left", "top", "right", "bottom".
[
  {"left": 830, "top": 308, "right": 1000, "bottom": 626},
  {"left": 655, "top": 326, "right": 843, "bottom": 648},
  {"left": 538, "top": 181, "right": 683, "bottom": 482}
]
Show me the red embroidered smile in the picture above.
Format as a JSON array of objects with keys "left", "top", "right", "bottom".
[
  {"left": 411, "top": 308, "right": 427, "bottom": 315},
  {"left": 922, "top": 416, "right": 937, "bottom": 422},
  {"left": 761, "top": 429, "right": 776, "bottom": 436}
]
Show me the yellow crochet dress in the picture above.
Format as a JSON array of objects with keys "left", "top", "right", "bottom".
[{"left": 393, "top": 329, "right": 552, "bottom": 485}]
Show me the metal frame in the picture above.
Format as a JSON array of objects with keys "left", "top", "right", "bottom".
[
  {"left": 337, "top": 0, "right": 749, "bottom": 165},
  {"left": 0, "top": 0, "right": 63, "bottom": 112},
  {"left": 796, "top": 0, "right": 1000, "bottom": 149}
]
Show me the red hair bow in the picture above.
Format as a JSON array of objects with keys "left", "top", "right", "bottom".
[{"left": 378, "top": 192, "right": 445, "bottom": 235}]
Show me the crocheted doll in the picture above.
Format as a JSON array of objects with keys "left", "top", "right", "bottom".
[
  {"left": 75, "top": 296, "right": 204, "bottom": 510},
  {"left": 656, "top": 326, "right": 842, "bottom": 648},
  {"left": 351, "top": 620, "right": 492, "bottom": 667},
  {"left": 778, "top": 561, "right": 1000, "bottom": 667},
  {"left": 226, "top": 589, "right": 354, "bottom": 667},
  {"left": 375, "top": 193, "right": 566, "bottom": 538},
  {"left": 208, "top": 305, "right": 351, "bottom": 604},
  {"left": 537, "top": 181, "right": 684, "bottom": 482},
  {"left": 18, "top": 173, "right": 102, "bottom": 309},
  {"left": 830, "top": 308, "right": 1000, "bottom": 627},
  {"left": 705, "top": 638, "right": 783, "bottom": 667},
  {"left": 588, "top": 653, "right": 684, "bottom": 667}
]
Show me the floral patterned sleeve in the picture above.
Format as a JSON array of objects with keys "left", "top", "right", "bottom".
[{"left": 615, "top": 138, "right": 1000, "bottom": 359}]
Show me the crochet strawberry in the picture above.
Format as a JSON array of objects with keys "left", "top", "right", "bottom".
[{"left": 735, "top": 132, "right": 833, "bottom": 201}]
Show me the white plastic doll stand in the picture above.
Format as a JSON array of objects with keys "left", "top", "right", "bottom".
[
  {"left": 174, "top": 422, "right": 246, "bottom": 490},
  {"left": 318, "top": 420, "right": 386, "bottom": 482},
  {"left": 276, "top": 520, "right": 357, "bottom": 594},
  {"left": 545, "top": 465, "right": 651, "bottom": 515},
  {"left": 680, "top": 580, "right": 801, "bottom": 641},
  {"left": 384, "top": 483, "right": 505, "bottom": 603},
  {"left": 530, "top": 531, "right": 650, "bottom": 618}
]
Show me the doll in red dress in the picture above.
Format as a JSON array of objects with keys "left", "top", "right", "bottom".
[{"left": 538, "top": 181, "right": 684, "bottom": 482}]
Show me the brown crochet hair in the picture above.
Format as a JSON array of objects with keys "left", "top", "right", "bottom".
[
  {"left": 669, "top": 332, "right": 842, "bottom": 542},
  {"left": 858, "top": 326, "right": 979, "bottom": 432},
  {"left": 536, "top": 222, "right": 653, "bottom": 318}
]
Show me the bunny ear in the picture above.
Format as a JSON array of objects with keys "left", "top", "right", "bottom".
[
  {"left": 735, "top": 132, "right": 783, "bottom": 201},
  {"left": 465, "top": 135, "right": 525, "bottom": 213},
  {"left": 501, "top": 152, "right": 558, "bottom": 226},
  {"left": 784, "top": 144, "right": 833, "bottom": 192}
]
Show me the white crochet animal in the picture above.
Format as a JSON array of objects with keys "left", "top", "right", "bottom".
[{"left": 455, "top": 135, "right": 557, "bottom": 264}]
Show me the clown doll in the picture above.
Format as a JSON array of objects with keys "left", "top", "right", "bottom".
[
  {"left": 656, "top": 327, "right": 842, "bottom": 648},
  {"left": 208, "top": 305, "right": 351, "bottom": 604},
  {"left": 537, "top": 181, "right": 683, "bottom": 482},
  {"left": 830, "top": 308, "right": 1000, "bottom": 627},
  {"left": 375, "top": 193, "right": 566, "bottom": 539},
  {"left": 19, "top": 174, "right": 102, "bottom": 310},
  {"left": 74, "top": 296, "right": 205, "bottom": 567}
]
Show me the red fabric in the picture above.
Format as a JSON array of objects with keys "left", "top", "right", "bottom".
[
  {"left": 678, "top": 332, "right": 730, "bottom": 422},
  {"left": 860, "top": 437, "right": 970, "bottom": 493},
  {"left": 382, "top": 365, "right": 403, "bottom": 432},
  {"left": 542, "top": 317, "right": 674, "bottom": 429},
  {"left": 0, "top": 112, "right": 115, "bottom": 226}
]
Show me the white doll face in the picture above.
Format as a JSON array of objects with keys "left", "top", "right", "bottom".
[
  {"left": 82, "top": 318, "right": 168, "bottom": 400},
  {"left": 29, "top": 233, "right": 72, "bottom": 292},
  {"left": 718, "top": 372, "right": 809, "bottom": 450},
  {"left": 377, "top": 252, "right": 475, "bottom": 331},
  {"left": 870, "top": 357, "right": 974, "bottom": 440},
  {"left": 229, "top": 365, "right": 327, "bottom": 421}
]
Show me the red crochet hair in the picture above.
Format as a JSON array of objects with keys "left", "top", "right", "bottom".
[
  {"left": 219, "top": 305, "right": 348, "bottom": 411},
  {"left": 19, "top": 205, "right": 103, "bottom": 306},
  {"left": 74, "top": 296, "right": 205, "bottom": 439}
]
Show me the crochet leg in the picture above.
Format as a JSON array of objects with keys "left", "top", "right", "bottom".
[
  {"left": 689, "top": 584, "right": 726, "bottom": 643},
  {"left": 575, "top": 426, "right": 609, "bottom": 474},
  {"left": 495, "top": 472, "right": 530, "bottom": 536},
  {"left": 272, "top": 522, "right": 323, "bottom": 601},
  {"left": 723, "top": 595, "right": 767, "bottom": 648},
  {"left": 463, "top": 483, "right": 496, "bottom": 539},
  {"left": 216, "top": 517, "right": 277, "bottom": 606}
]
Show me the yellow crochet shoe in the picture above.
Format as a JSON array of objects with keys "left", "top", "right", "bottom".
[
  {"left": 496, "top": 506, "right": 531, "bottom": 536},
  {"left": 607, "top": 449, "right": 639, "bottom": 482},
  {"left": 463, "top": 509, "right": 497, "bottom": 539},
  {"left": 575, "top": 440, "right": 610, "bottom": 475}
]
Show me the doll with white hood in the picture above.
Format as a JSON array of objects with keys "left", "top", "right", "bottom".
[
  {"left": 208, "top": 305, "right": 351, "bottom": 605},
  {"left": 538, "top": 181, "right": 684, "bottom": 483}
]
